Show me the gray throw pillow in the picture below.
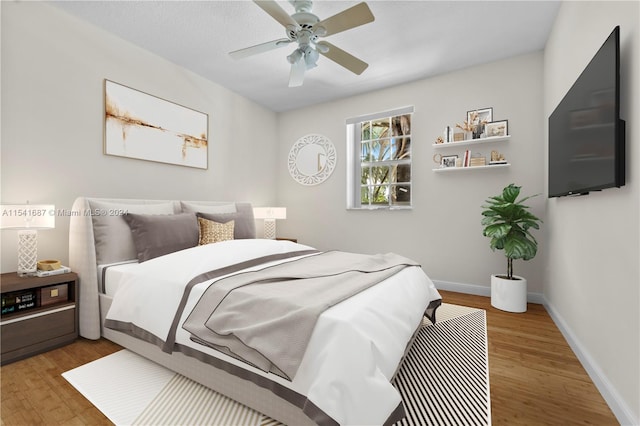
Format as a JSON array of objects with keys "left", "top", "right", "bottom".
[
  {"left": 123, "top": 212, "right": 199, "bottom": 262},
  {"left": 196, "top": 203, "right": 255, "bottom": 239},
  {"left": 88, "top": 200, "right": 176, "bottom": 264}
]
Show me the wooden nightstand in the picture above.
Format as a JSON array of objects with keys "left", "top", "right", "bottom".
[
  {"left": 276, "top": 237, "right": 298, "bottom": 243},
  {"left": 1, "top": 271, "right": 78, "bottom": 365}
]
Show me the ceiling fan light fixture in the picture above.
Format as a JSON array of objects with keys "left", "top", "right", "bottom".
[
  {"left": 304, "top": 48, "right": 319, "bottom": 69},
  {"left": 287, "top": 48, "right": 303, "bottom": 64}
]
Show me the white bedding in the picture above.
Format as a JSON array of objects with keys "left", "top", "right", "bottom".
[
  {"left": 104, "top": 239, "right": 441, "bottom": 425},
  {"left": 101, "top": 262, "right": 139, "bottom": 295}
]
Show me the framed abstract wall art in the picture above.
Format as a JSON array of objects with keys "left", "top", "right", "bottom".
[{"left": 104, "top": 80, "right": 208, "bottom": 169}]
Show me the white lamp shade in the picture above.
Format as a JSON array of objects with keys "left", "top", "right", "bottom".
[
  {"left": 253, "top": 207, "right": 287, "bottom": 220},
  {"left": 0, "top": 205, "right": 56, "bottom": 230}
]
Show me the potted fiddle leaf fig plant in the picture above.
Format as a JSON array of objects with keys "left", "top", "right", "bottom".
[{"left": 481, "top": 183, "right": 542, "bottom": 312}]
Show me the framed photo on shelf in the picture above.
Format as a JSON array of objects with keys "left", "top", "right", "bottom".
[
  {"left": 485, "top": 120, "right": 509, "bottom": 137},
  {"left": 467, "top": 108, "right": 493, "bottom": 125},
  {"left": 441, "top": 155, "right": 458, "bottom": 168}
]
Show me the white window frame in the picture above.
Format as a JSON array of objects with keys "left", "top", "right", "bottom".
[{"left": 346, "top": 106, "right": 414, "bottom": 210}]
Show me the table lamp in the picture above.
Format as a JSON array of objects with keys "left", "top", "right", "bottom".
[
  {"left": 253, "top": 207, "right": 286, "bottom": 239},
  {"left": 1, "top": 204, "right": 55, "bottom": 276}
]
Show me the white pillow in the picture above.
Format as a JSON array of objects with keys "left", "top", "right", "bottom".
[{"left": 180, "top": 201, "right": 236, "bottom": 214}]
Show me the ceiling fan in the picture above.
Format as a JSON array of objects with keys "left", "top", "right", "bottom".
[{"left": 229, "top": 0, "right": 375, "bottom": 87}]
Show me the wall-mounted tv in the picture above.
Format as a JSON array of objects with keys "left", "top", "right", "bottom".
[{"left": 548, "top": 26, "right": 625, "bottom": 198}]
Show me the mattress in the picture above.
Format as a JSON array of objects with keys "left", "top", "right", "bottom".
[{"left": 100, "top": 261, "right": 139, "bottom": 296}]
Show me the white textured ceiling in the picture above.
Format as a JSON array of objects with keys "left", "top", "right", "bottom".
[{"left": 52, "top": 1, "right": 560, "bottom": 112}]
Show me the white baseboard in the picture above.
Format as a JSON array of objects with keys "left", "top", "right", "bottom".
[
  {"left": 434, "top": 280, "right": 491, "bottom": 297},
  {"left": 433, "top": 279, "right": 637, "bottom": 425},
  {"left": 543, "top": 299, "right": 638, "bottom": 426},
  {"left": 433, "top": 279, "right": 544, "bottom": 304}
]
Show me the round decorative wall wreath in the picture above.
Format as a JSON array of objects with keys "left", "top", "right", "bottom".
[{"left": 288, "top": 134, "right": 336, "bottom": 186}]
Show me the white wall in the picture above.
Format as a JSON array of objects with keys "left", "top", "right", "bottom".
[
  {"left": 543, "top": 2, "right": 639, "bottom": 424},
  {"left": 0, "top": 2, "right": 279, "bottom": 272},
  {"left": 276, "top": 52, "right": 546, "bottom": 294}
]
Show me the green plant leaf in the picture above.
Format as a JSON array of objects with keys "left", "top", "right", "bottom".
[
  {"left": 481, "top": 216, "right": 498, "bottom": 226},
  {"left": 481, "top": 183, "right": 542, "bottom": 275},
  {"left": 504, "top": 232, "right": 538, "bottom": 260},
  {"left": 483, "top": 223, "right": 511, "bottom": 238},
  {"left": 502, "top": 184, "right": 521, "bottom": 203}
]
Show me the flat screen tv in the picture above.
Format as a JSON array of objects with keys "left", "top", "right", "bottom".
[{"left": 548, "top": 26, "right": 625, "bottom": 198}]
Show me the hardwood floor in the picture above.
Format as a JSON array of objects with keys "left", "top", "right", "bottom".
[
  {"left": 441, "top": 291, "right": 618, "bottom": 425},
  {"left": 1, "top": 338, "right": 120, "bottom": 425},
  {"left": 1, "top": 291, "right": 618, "bottom": 425}
]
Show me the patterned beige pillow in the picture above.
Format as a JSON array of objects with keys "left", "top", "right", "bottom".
[{"left": 198, "top": 217, "right": 235, "bottom": 245}]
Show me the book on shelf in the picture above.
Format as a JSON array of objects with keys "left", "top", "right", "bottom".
[
  {"left": 1, "top": 290, "right": 38, "bottom": 315},
  {"left": 36, "top": 266, "right": 71, "bottom": 277},
  {"left": 463, "top": 150, "right": 471, "bottom": 167},
  {"left": 469, "top": 157, "right": 487, "bottom": 167},
  {"left": 2, "top": 301, "right": 36, "bottom": 315}
]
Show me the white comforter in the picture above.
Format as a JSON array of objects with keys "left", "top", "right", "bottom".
[{"left": 105, "top": 239, "right": 441, "bottom": 425}]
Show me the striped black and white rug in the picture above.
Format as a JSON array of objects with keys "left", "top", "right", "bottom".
[
  {"left": 63, "top": 303, "right": 490, "bottom": 425},
  {"left": 394, "top": 306, "right": 490, "bottom": 426}
]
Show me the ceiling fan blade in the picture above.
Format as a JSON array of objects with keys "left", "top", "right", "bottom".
[
  {"left": 312, "top": 2, "right": 374, "bottom": 37},
  {"left": 289, "top": 57, "right": 306, "bottom": 87},
  {"left": 253, "top": 0, "right": 299, "bottom": 29},
  {"left": 316, "top": 41, "right": 368, "bottom": 75},
  {"left": 229, "top": 38, "right": 292, "bottom": 60}
]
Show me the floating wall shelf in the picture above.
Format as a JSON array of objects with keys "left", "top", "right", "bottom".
[
  {"left": 433, "top": 163, "right": 511, "bottom": 172},
  {"left": 432, "top": 135, "right": 511, "bottom": 148}
]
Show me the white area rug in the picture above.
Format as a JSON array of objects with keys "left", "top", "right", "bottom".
[
  {"left": 62, "top": 350, "right": 175, "bottom": 425},
  {"left": 63, "top": 303, "right": 490, "bottom": 425}
]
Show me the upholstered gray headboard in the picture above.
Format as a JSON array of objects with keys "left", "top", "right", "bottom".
[{"left": 68, "top": 197, "right": 254, "bottom": 339}]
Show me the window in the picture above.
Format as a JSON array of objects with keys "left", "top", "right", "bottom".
[{"left": 346, "top": 106, "right": 414, "bottom": 209}]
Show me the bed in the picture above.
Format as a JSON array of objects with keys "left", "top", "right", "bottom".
[{"left": 69, "top": 197, "right": 442, "bottom": 426}]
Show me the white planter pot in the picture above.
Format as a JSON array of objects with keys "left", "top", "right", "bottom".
[{"left": 491, "top": 274, "right": 527, "bottom": 313}]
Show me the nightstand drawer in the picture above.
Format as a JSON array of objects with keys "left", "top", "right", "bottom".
[
  {"left": 1, "top": 306, "right": 76, "bottom": 354},
  {"left": 40, "top": 283, "right": 69, "bottom": 306}
]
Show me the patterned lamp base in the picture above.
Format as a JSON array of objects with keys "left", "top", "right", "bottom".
[
  {"left": 17, "top": 229, "right": 38, "bottom": 276},
  {"left": 264, "top": 219, "right": 277, "bottom": 240}
]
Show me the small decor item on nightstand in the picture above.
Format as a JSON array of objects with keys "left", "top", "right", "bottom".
[
  {"left": 36, "top": 265, "right": 72, "bottom": 278},
  {"left": 37, "top": 259, "right": 61, "bottom": 271},
  {"left": 0, "top": 204, "right": 55, "bottom": 276},
  {"left": 40, "top": 283, "right": 69, "bottom": 306}
]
